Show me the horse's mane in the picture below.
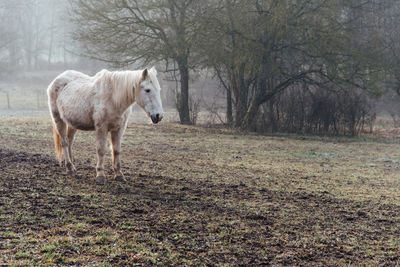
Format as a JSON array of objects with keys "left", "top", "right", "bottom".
[{"left": 94, "top": 68, "right": 158, "bottom": 109}]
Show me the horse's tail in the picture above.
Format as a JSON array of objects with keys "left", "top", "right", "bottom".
[{"left": 53, "top": 124, "right": 63, "bottom": 164}]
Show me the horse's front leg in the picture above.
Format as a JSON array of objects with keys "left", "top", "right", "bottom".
[
  {"left": 95, "top": 128, "right": 108, "bottom": 184},
  {"left": 111, "top": 128, "right": 127, "bottom": 183}
]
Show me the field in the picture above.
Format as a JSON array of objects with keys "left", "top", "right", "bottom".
[{"left": 1, "top": 115, "right": 400, "bottom": 266}]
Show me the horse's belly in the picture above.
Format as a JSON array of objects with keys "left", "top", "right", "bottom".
[
  {"left": 65, "top": 116, "right": 95, "bottom": 131},
  {"left": 62, "top": 108, "right": 95, "bottom": 131},
  {"left": 57, "top": 90, "right": 95, "bottom": 131}
]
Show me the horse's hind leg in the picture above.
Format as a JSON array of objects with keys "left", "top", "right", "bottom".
[
  {"left": 111, "top": 128, "right": 127, "bottom": 183},
  {"left": 55, "top": 120, "right": 76, "bottom": 174},
  {"left": 67, "top": 126, "right": 77, "bottom": 163}
]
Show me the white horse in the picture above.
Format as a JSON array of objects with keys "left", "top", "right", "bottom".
[{"left": 47, "top": 67, "right": 164, "bottom": 184}]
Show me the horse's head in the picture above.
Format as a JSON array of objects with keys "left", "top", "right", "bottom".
[{"left": 136, "top": 67, "right": 164, "bottom": 124}]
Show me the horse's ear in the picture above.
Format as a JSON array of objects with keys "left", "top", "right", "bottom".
[
  {"left": 142, "top": 69, "right": 149, "bottom": 80},
  {"left": 150, "top": 66, "right": 157, "bottom": 75}
]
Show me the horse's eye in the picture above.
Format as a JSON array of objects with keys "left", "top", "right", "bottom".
[{"left": 145, "top": 89, "right": 151, "bottom": 93}]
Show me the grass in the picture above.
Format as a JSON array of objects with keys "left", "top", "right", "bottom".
[{"left": 1, "top": 116, "right": 400, "bottom": 265}]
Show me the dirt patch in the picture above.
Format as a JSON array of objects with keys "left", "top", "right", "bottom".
[
  {"left": 1, "top": 147, "right": 400, "bottom": 265},
  {"left": 1, "top": 117, "right": 400, "bottom": 265}
]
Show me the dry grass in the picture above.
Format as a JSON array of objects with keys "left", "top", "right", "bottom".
[{"left": 1, "top": 116, "right": 400, "bottom": 265}]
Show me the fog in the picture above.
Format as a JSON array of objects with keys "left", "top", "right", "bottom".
[
  {"left": 0, "top": 0, "right": 219, "bottom": 123},
  {"left": 1, "top": 0, "right": 400, "bottom": 133},
  {"left": 0, "top": 1, "right": 99, "bottom": 114}
]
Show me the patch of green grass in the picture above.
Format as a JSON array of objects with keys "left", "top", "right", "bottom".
[
  {"left": 2, "top": 231, "right": 17, "bottom": 239},
  {"left": 118, "top": 222, "right": 136, "bottom": 231},
  {"left": 67, "top": 222, "right": 90, "bottom": 233},
  {"left": 15, "top": 250, "right": 31, "bottom": 259},
  {"left": 2, "top": 117, "right": 400, "bottom": 265},
  {"left": 40, "top": 244, "right": 57, "bottom": 253},
  {"left": 264, "top": 131, "right": 400, "bottom": 144}
]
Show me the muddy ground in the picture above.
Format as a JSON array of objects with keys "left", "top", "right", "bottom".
[{"left": 1, "top": 116, "right": 400, "bottom": 266}]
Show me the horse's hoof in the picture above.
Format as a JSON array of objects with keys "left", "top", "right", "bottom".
[
  {"left": 96, "top": 176, "right": 107, "bottom": 184},
  {"left": 115, "top": 175, "right": 127, "bottom": 183}
]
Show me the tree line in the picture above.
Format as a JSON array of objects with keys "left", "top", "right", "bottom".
[
  {"left": 70, "top": 1, "right": 400, "bottom": 133},
  {"left": 0, "top": 0, "right": 81, "bottom": 75}
]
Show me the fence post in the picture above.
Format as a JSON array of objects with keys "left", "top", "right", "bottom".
[
  {"left": 6, "top": 91, "right": 10, "bottom": 109},
  {"left": 37, "top": 92, "right": 40, "bottom": 109}
]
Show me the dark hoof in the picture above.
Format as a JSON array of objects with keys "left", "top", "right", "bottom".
[
  {"left": 115, "top": 175, "right": 127, "bottom": 183},
  {"left": 96, "top": 176, "right": 107, "bottom": 184}
]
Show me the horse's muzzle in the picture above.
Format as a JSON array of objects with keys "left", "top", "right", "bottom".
[{"left": 151, "top": 113, "right": 163, "bottom": 124}]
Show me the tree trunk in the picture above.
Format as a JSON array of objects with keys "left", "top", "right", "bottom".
[
  {"left": 226, "top": 87, "right": 233, "bottom": 124},
  {"left": 240, "top": 95, "right": 261, "bottom": 130},
  {"left": 241, "top": 77, "right": 269, "bottom": 130},
  {"left": 177, "top": 59, "right": 191, "bottom": 125},
  {"left": 230, "top": 67, "right": 248, "bottom": 127},
  {"left": 269, "top": 100, "right": 277, "bottom": 132},
  {"left": 234, "top": 91, "right": 247, "bottom": 127},
  {"left": 8, "top": 45, "right": 17, "bottom": 70},
  {"left": 241, "top": 47, "right": 270, "bottom": 130},
  {"left": 26, "top": 48, "right": 32, "bottom": 70},
  {"left": 48, "top": 7, "right": 55, "bottom": 65}
]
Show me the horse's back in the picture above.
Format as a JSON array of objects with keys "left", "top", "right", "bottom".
[
  {"left": 48, "top": 70, "right": 91, "bottom": 95},
  {"left": 48, "top": 70, "right": 97, "bottom": 131}
]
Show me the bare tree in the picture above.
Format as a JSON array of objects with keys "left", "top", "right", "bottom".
[
  {"left": 0, "top": 1, "right": 21, "bottom": 75},
  {"left": 71, "top": 0, "right": 208, "bottom": 124},
  {"left": 199, "top": 0, "right": 391, "bottom": 130},
  {"left": 0, "top": 0, "right": 77, "bottom": 72}
]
